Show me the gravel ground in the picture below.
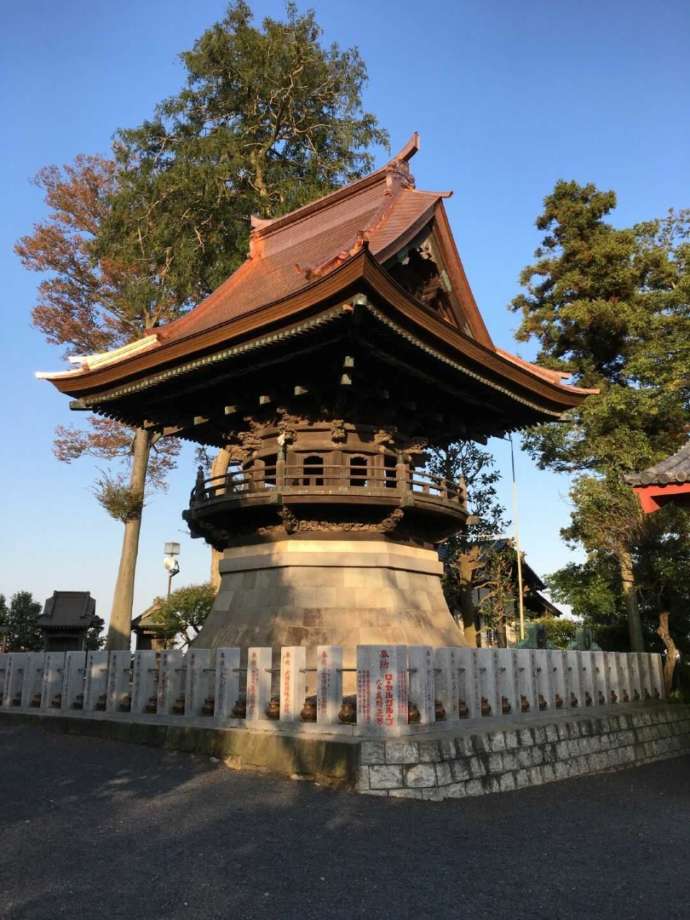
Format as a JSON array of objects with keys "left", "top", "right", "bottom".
[{"left": 1, "top": 721, "right": 689, "bottom": 920}]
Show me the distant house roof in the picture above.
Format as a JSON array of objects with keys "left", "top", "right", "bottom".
[
  {"left": 479, "top": 538, "right": 545, "bottom": 592},
  {"left": 37, "top": 591, "right": 100, "bottom": 632},
  {"left": 441, "top": 538, "right": 565, "bottom": 617},
  {"left": 131, "top": 600, "right": 165, "bottom": 633}
]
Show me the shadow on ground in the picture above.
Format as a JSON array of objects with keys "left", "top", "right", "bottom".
[{"left": 1, "top": 722, "right": 689, "bottom": 920}]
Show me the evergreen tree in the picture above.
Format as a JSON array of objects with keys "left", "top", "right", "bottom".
[
  {"left": 0, "top": 594, "right": 8, "bottom": 651},
  {"left": 97, "top": 0, "right": 388, "bottom": 305},
  {"left": 4, "top": 592, "right": 43, "bottom": 652},
  {"left": 511, "top": 183, "right": 690, "bottom": 649}
]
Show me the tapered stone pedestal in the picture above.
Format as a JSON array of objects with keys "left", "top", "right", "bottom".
[{"left": 194, "top": 538, "right": 466, "bottom": 655}]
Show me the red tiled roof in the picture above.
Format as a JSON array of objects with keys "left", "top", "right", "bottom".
[
  {"left": 37, "top": 134, "right": 596, "bottom": 419},
  {"left": 158, "top": 140, "right": 443, "bottom": 344}
]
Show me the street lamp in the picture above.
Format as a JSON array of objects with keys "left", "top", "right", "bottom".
[{"left": 163, "top": 542, "right": 181, "bottom": 597}]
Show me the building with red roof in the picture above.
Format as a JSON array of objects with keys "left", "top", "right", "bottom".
[
  {"left": 626, "top": 439, "right": 690, "bottom": 513},
  {"left": 38, "top": 136, "right": 595, "bottom": 654}
]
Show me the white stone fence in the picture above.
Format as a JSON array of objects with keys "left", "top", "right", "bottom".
[{"left": 0, "top": 647, "right": 664, "bottom": 737}]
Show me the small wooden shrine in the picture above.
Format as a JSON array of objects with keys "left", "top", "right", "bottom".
[
  {"left": 39, "top": 136, "right": 593, "bottom": 654},
  {"left": 37, "top": 591, "right": 102, "bottom": 652},
  {"left": 131, "top": 601, "right": 167, "bottom": 651}
]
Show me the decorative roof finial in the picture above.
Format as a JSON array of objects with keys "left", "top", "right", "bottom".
[
  {"left": 385, "top": 132, "right": 419, "bottom": 193},
  {"left": 393, "top": 132, "right": 420, "bottom": 163}
]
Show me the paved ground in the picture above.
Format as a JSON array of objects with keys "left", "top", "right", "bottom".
[{"left": 1, "top": 722, "right": 689, "bottom": 920}]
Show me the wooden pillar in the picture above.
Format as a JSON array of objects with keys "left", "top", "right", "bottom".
[{"left": 210, "top": 448, "right": 231, "bottom": 592}]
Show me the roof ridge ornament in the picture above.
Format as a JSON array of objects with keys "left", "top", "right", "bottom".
[
  {"left": 297, "top": 235, "right": 370, "bottom": 281},
  {"left": 36, "top": 333, "right": 160, "bottom": 380},
  {"left": 250, "top": 215, "right": 273, "bottom": 231},
  {"left": 391, "top": 132, "right": 420, "bottom": 164},
  {"left": 385, "top": 132, "right": 420, "bottom": 193}
]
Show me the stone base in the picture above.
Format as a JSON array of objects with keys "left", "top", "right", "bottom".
[
  {"left": 357, "top": 703, "right": 690, "bottom": 800},
  {"left": 3, "top": 703, "right": 688, "bottom": 800},
  {"left": 194, "top": 538, "right": 466, "bottom": 654}
]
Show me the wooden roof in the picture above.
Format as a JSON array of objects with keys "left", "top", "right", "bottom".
[
  {"left": 37, "top": 134, "right": 595, "bottom": 419},
  {"left": 37, "top": 591, "right": 100, "bottom": 631}
]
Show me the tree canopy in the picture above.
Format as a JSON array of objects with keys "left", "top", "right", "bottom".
[
  {"left": 97, "top": 0, "right": 388, "bottom": 309},
  {"left": 512, "top": 180, "right": 690, "bottom": 649},
  {"left": 16, "top": 156, "right": 182, "bottom": 507},
  {"left": 512, "top": 184, "right": 689, "bottom": 475},
  {"left": 149, "top": 583, "right": 216, "bottom": 649},
  {"left": 0, "top": 592, "right": 43, "bottom": 652}
]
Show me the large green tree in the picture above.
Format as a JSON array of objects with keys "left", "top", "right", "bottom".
[
  {"left": 512, "top": 182, "right": 690, "bottom": 649},
  {"left": 0, "top": 594, "right": 8, "bottom": 651},
  {"left": 0, "top": 592, "right": 43, "bottom": 652},
  {"left": 548, "top": 502, "right": 690, "bottom": 653},
  {"left": 22, "top": 1, "right": 387, "bottom": 650},
  {"left": 98, "top": 0, "right": 388, "bottom": 306}
]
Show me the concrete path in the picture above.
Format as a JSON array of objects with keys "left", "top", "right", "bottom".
[{"left": 1, "top": 722, "right": 689, "bottom": 919}]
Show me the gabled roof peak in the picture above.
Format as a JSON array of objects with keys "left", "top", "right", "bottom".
[
  {"left": 248, "top": 133, "right": 422, "bottom": 242},
  {"left": 393, "top": 131, "right": 420, "bottom": 164}
]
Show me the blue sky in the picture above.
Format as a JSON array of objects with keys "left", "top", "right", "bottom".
[{"left": 1, "top": 0, "right": 688, "bottom": 622}]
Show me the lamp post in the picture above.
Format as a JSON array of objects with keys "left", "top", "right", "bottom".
[{"left": 163, "top": 542, "right": 181, "bottom": 597}]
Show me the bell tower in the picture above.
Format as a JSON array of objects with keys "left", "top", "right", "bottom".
[{"left": 39, "top": 135, "right": 594, "bottom": 655}]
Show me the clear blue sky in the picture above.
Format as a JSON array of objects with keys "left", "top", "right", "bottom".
[{"left": 1, "top": 0, "right": 688, "bottom": 622}]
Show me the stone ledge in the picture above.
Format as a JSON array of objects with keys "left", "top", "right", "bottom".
[
  {"left": 0, "top": 710, "right": 358, "bottom": 788},
  {"left": 357, "top": 704, "right": 690, "bottom": 801},
  {"left": 3, "top": 703, "right": 689, "bottom": 803}
]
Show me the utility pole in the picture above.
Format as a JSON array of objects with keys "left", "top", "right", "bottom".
[{"left": 509, "top": 434, "right": 525, "bottom": 641}]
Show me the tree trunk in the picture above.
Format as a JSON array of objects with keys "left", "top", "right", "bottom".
[
  {"left": 210, "top": 448, "right": 231, "bottom": 592},
  {"left": 459, "top": 586, "right": 479, "bottom": 647},
  {"left": 457, "top": 549, "right": 480, "bottom": 647},
  {"left": 106, "top": 427, "right": 152, "bottom": 650},
  {"left": 656, "top": 612, "right": 678, "bottom": 696},
  {"left": 496, "top": 613, "right": 508, "bottom": 649},
  {"left": 617, "top": 546, "right": 644, "bottom": 651}
]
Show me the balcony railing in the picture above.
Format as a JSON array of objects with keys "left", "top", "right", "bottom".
[{"left": 190, "top": 461, "right": 468, "bottom": 510}]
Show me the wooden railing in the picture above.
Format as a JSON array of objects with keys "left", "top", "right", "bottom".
[{"left": 190, "top": 461, "right": 468, "bottom": 509}]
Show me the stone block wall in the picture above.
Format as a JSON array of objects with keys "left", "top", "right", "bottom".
[
  {"left": 201, "top": 539, "right": 464, "bottom": 654},
  {"left": 356, "top": 704, "right": 690, "bottom": 801}
]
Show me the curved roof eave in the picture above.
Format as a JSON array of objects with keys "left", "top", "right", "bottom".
[{"left": 45, "top": 248, "right": 592, "bottom": 417}]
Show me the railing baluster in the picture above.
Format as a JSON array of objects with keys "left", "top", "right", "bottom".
[{"left": 191, "top": 458, "right": 468, "bottom": 509}]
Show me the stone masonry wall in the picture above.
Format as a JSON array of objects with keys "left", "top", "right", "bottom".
[{"left": 357, "top": 704, "right": 690, "bottom": 801}]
